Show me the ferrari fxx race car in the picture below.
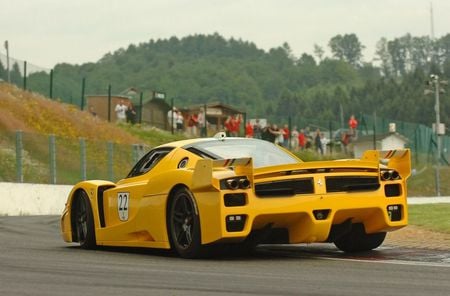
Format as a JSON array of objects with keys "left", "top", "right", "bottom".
[{"left": 61, "top": 133, "right": 410, "bottom": 258}]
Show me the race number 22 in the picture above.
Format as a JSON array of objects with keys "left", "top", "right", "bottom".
[{"left": 118, "top": 192, "right": 129, "bottom": 221}]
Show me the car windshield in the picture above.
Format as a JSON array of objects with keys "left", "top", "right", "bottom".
[{"left": 190, "top": 138, "right": 300, "bottom": 168}]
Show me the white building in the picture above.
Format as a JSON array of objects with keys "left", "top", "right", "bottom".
[{"left": 353, "top": 132, "right": 409, "bottom": 158}]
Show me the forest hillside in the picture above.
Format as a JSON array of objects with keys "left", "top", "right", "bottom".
[{"left": 2, "top": 33, "right": 449, "bottom": 128}]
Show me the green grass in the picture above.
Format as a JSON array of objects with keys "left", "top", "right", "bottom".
[
  {"left": 408, "top": 204, "right": 450, "bottom": 234},
  {"left": 120, "top": 124, "right": 186, "bottom": 147},
  {"left": 407, "top": 166, "right": 450, "bottom": 197}
]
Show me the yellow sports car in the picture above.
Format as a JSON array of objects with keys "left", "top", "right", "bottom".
[{"left": 61, "top": 133, "right": 411, "bottom": 258}]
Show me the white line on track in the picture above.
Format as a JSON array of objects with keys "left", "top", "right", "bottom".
[{"left": 317, "top": 256, "right": 450, "bottom": 268}]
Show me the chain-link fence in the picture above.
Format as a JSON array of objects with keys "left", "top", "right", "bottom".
[
  {"left": 267, "top": 113, "right": 450, "bottom": 164},
  {"left": 0, "top": 130, "right": 149, "bottom": 185}
]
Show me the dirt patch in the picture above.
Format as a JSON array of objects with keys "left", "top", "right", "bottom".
[{"left": 386, "top": 225, "right": 450, "bottom": 250}]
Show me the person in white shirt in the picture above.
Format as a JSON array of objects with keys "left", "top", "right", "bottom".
[
  {"left": 176, "top": 110, "right": 184, "bottom": 132},
  {"left": 115, "top": 100, "right": 128, "bottom": 123},
  {"left": 167, "top": 107, "right": 178, "bottom": 130}
]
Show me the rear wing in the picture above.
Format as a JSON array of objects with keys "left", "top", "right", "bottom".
[
  {"left": 361, "top": 149, "right": 411, "bottom": 179},
  {"left": 191, "top": 157, "right": 253, "bottom": 190}
]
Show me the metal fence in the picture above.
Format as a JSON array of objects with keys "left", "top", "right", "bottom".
[
  {"left": 269, "top": 113, "right": 450, "bottom": 164},
  {"left": 1, "top": 120, "right": 448, "bottom": 185},
  {"left": 0, "top": 130, "right": 148, "bottom": 185}
]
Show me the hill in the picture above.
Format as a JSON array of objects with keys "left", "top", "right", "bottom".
[
  {"left": 14, "top": 33, "right": 450, "bottom": 128},
  {"left": 0, "top": 83, "right": 139, "bottom": 143}
]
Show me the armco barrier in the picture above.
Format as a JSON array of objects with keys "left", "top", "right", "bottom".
[
  {"left": 0, "top": 182, "right": 71, "bottom": 216},
  {"left": 1, "top": 182, "right": 449, "bottom": 216}
]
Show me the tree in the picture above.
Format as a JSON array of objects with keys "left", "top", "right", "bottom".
[
  {"left": 10, "top": 62, "right": 22, "bottom": 86},
  {"left": 0, "top": 60, "right": 6, "bottom": 80},
  {"left": 436, "top": 34, "right": 450, "bottom": 66},
  {"left": 313, "top": 44, "right": 325, "bottom": 61},
  {"left": 328, "top": 34, "right": 365, "bottom": 67},
  {"left": 374, "top": 37, "right": 392, "bottom": 76}
]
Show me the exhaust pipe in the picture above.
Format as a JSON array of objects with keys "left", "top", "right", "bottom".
[
  {"left": 226, "top": 179, "right": 239, "bottom": 190},
  {"left": 239, "top": 178, "right": 251, "bottom": 189},
  {"left": 381, "top": 170, "right": 400, "bottom": 181},
  {"left": 390, "top": 170, "right": 400, "bottom": 180},
  {"left": 381, "top": 171, "right": 391, "bottom": 181}
]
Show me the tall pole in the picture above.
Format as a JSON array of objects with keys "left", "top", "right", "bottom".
[
  {"left": 433, "top": 75, "right": 441, "bottom": 196},
  {"left": 49, "top": 69, "right": 54, "bottom": 99},
  {"left": 4, "top": 40, "right": 10, "bottom": 83},
  {"left": 430, "top": 2, "right": 435, "bottom": 40},
  {"left": 80, "top": 77, "right": 86, "bottom": 110},
  {"left": 171, "top": 97, "right": 174, "bottom": 135},
  {"left": 23, "top": 61, "right": 27, "bottom": 90},
  {"left": 108, "top": 84, "right": 112, "bottom": 122},
  {"left": 139, "top": 91, "right": 143, "bottom": 124}
]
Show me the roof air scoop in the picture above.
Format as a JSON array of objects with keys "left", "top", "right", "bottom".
[{"left": 214, "top": 132, "right": 227, "bottom": 141}]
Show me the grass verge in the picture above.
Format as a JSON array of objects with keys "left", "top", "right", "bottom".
[{"left": 408, "top": 203, "right": 450, "bottom": 234}]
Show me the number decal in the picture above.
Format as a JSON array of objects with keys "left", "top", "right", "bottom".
[{"left": 117, "top": 192, "right": 129, "bottom": 221}]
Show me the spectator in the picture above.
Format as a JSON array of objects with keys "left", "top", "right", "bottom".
[
  {"left": 226, "top": 114, "right": 241, "bottom": 137},
  {"left": 198, "top": 109, "right": 206, "bottom": 137},
  {"left": 245, "top": 121, "right": 254, "bottom": 138},
  {"left": 262, "top": 123, "right": 277, "bottom": 143},
  {"left": 320, "top": 133, "right": 329, "bottom": 155},
  {"left": 224, "top": 116, "right": 233, "bottom": 136},
  {"left": 291, "top": 126, "right": 299, "bottom": 151},
  {"left": 305, "top": 127, "right": 313, "bottom": 149},
  {"left": 341, "top": 131, "right": 351, "bottom": 154},
  {"left": 314, "top": 129, "right": 323, "bottom": 155},
  {"left": 114, "top": 100, "right": 128, "bottom": 123},
  {"left": 253, "top": 119, "right": 262, "bottom": 139},
  {"left": 348, "top": 114, "right": 358, "bottom": 138},
  {"left": 167, "top": 107, "right": 177, "bottom": 131},
  {"left": 187, "top": 113, "right": 199, "bottom": 137},
  {"left": 298, "top": 128, "right": 306, "bottom": 150},
  {"left": 271, "top": 124, "right": 283, "bottom": 145},
  {"left": 282, "top": 124, "right": 290, "bottom": 148},
  {"left": 126, "top": 102, "right": 137, "bottom": 124},
  {"left": 176, "top": 110, "right": 184, "bottom": 133}
]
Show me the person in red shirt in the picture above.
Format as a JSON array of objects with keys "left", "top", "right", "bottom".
[
  {"left": 282, "top": 124, "right": 290, "bottom": 148},
  {"left": 245, "top": 121, "right": 254, "bottom": 138},
  {"left": 298, "top": 128, "right": 306, "bottom": 150},
  {"left": 348, "top": 114, "right": 358, "bottom": 137},
  {"left": 187, "top": 113, "right": 199, "bottom": 137},
  {"left": 229, "top": 114, "right": 241, "bottom": 137},
  {"left": 224, "top": 116, "right": 233, "bottom": 136}
]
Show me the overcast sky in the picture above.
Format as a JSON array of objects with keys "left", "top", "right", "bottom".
[{"left": 1, "top": 0, "right": 449, "bottom": 69}]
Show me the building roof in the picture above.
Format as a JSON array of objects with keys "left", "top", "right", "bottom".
[{"left": 186, "top": 102, "right": 244, "bottom": 114}]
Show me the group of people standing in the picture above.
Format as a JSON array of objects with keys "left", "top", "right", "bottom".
[
  {"left": 114, "top": 100, "right": 137, "bottom": 124},
  {"left": 224, "top": 114, "right": 242, "bottom": 137},
  {"left": 167, "top": 107, "right": 206, "bottom": 136},
  {"left": 164, "top": 108, "right": 359, "bottom": 156},
  {"left": 243, "top": 115, "right": 359, "bottom": 155},
  {"left": 245, "top": 121, "right": 329, "bottom": 155}
]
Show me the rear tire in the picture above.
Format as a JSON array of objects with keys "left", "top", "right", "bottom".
[
  {"left": 73, "top": 190, "right": 96, "bottom": 249},
  {"left": 167, "top": 188, "right": 204, "bottom": 258},
  {"left": 334, "top": 224, "right": 386, "bottom": 253}
]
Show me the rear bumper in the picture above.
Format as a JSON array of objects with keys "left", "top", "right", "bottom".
[{"left": 199, "top": 190, "right": 407, "bottom": 245}]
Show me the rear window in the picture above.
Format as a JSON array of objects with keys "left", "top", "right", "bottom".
[{"left": 189, "top": 138, "right": 300, "bottom": 168}]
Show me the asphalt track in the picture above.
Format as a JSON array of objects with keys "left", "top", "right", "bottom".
[{"left": 0, "top": 216, "right": 449, "bottom": 296}]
